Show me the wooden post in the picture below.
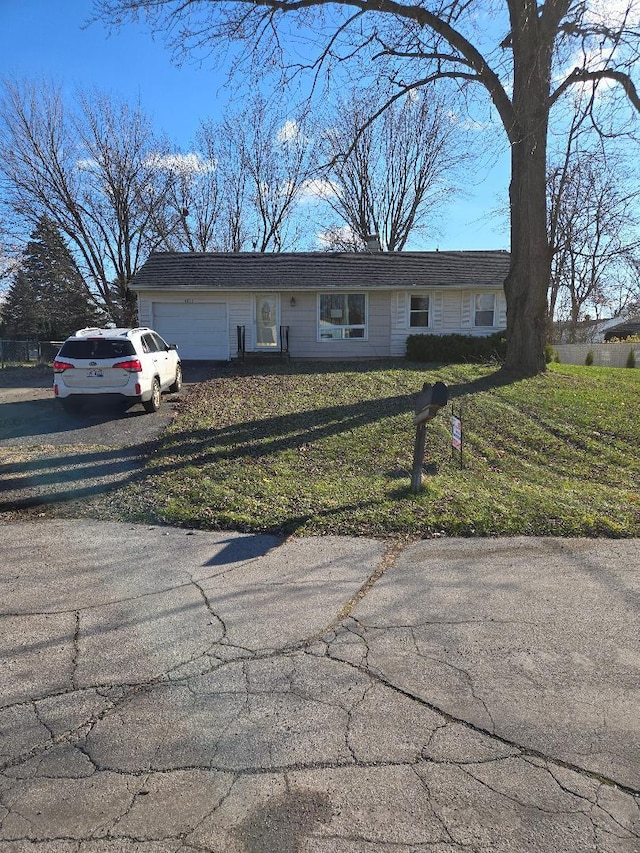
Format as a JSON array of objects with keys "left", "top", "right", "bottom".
[
  {"left": 410, "top": 381, "right": 448, "bottom": 493},
  {"left": 411, "top": 423, "right": 427, "bottom": 494}
]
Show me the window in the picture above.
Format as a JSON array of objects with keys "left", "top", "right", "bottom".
[
  {"left": 151, "top": 332, "right": 169, "bottom": 351},
  {"left": 141, "top": 333, "right": 160, "bottom": 353},
  {"left": 58, "top": 340, "right": 136, "bottom": 359},
  {"left": 319, "top": 293, "right": 367, "bottom": 340},
  {"left": 474, "top": 293, "right": 496, "bottom": 327},
  {"left": 409, "top": 295, "right": 430, "bottom": 328}
]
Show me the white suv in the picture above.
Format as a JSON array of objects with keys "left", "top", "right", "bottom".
[{"left": 54, "top": 327, "right": 182, "bottom": 413}]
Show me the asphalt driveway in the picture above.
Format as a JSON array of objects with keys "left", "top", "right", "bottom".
[{"left": 0, "top": 362, "right": 214, "bottom": 514}]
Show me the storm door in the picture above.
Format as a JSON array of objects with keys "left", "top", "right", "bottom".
[{"left": 255, "top": 294, "right": 279, "bottom": 349}]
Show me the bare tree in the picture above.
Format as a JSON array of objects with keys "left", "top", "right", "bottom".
[
  {"left": 222, "top": 96, "right": 315, "bottom": 252},
  {"left": 315, "top": 88, "right": 466, "bottom": 251},
  {"left": 0, "top": 230, "right": 21, "bottom": 289},
  {"left": 151, "top": 149, "right": 223, "bottom": 252},
  {"left": 547, "top": 100, "right": 640, "bottom": 340},
  {"left": 165, "top": 97, "right": 315, "bottom": 253},
  {"left": 0, "top": 79, "right": 174, "bottom": 323},
  {"left": 548, "top": 156, "right": 639, "bottom": 339},
  {"left": 96, "top": 0, "right": 640, "bottom": 375},
  {"left": 197, "top": 117, "right": 251, "bottom": 252}
]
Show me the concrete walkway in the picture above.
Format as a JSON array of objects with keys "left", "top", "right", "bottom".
[{"left": 1, "top": 521, "right": 639, "bottom": 851}]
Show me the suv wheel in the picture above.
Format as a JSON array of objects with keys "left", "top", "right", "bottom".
[
  {"left": 169, "top": 364, "right": 182, "bottom": 393},
  {"left": 143, "top": 378, "right": 161, "bottom": 413}
]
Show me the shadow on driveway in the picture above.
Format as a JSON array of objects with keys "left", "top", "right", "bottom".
[{"left": 0, "top": 361, "right": 217, "bottom": 513}]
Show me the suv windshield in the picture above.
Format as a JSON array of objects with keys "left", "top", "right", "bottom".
[{"left": 58, "top": 340, "right": 136, "bottom": 359}]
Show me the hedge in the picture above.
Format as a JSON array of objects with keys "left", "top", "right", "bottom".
[{"left": 406, "top": 332, "right": 507, "bottom": 363}]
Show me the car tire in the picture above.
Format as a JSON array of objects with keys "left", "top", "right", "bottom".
[
  {"left": 169, "top": 364, "right": 182, "bottom": 393},
  {"left": 143, "top": 378, "right": 161, "bottom": 413}
]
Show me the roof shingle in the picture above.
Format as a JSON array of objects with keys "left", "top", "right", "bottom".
[{"left": 130, "top": 250, "right": 511, "bottom": 292}]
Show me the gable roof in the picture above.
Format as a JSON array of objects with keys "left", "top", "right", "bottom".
[{"left": 130, "top": 250, "right": 511, "bottom": 292}]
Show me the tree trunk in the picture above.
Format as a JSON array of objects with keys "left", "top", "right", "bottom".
[
  {"left": 503, "top": 132, "right": 550, "bottom": 375},
  {"left": 502, "top": 4, "right": 556, "bottom": 377}
]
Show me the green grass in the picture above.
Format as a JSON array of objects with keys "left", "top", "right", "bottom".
[{"left": 108, "top": 360, "right": 640, "bottom": 538}]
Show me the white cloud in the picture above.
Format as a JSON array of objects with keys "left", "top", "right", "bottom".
[
  {"left": 315, "top": 225, "right": 360, "bottom": 249},
  {"left": 146, "top": 152, "right": 217, "bottom": 174},
  {"left": 76, "top": 157, "right": 98, "bottom": 172},
  {"left": 586, "top": 0, "right": 640, "bottom": 28},
  {"left": 298, "top": 178, "right": 337, "bottom": 203},
  {"left": 446, "top": 110, "right": 495, "bottom": 132},
  {"left": 554, "top": 2, "right": 640, "bottom": 98},
  {"left": 276, "top": 119, "right": 302, "bottom": 144}
]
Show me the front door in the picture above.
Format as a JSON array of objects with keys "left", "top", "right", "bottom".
[{"left": 255, "top": 294, "right": 279, "bottom": 349}]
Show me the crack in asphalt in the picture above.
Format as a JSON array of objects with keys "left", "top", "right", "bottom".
[{"left": 2, "top": 531, "right": 640, "bottom": 849}]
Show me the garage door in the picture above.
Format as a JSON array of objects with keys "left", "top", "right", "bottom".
[{"left": 151, "top": 302, "right": 229, "bottom": 361}]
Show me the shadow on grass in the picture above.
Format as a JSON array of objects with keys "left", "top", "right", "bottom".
[
  {"left": 0, "top": 362, "right": 519, "bottom": 526},
  {"left": 445, "top": 364, "right": 526, "bottom": 398},
  {"left": 156, "top": 364, "right": 522, "bottom": 465}
]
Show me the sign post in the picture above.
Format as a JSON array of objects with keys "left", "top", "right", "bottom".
[
  {"left": 451, "top": 405, "right": 463, "bottom": 468},
  {"left": 411, "top": 381, "right": 448, "bottom": 493}
]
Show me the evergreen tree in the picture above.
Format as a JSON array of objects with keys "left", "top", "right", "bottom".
[
  {"left": 1, "top": 269, "right": 39, "bottom": 338},
  {"left": 21, "top": 216, "right": 101, "bottom": 339}
]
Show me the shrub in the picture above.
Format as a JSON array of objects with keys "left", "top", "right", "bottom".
[
  {"left": 585, "top": 350, "right": 594, "bottom": 366},
  {"left": 544, "top": 343, "right": 555, "bottom": 363},
  {"left": 406, "top": 333, "right": 507, "bottom": 364},
  {"left": 608, "top": 334, "right": 640, "bottom": 343},
  {"left": 626, "top": 349, "right": 637, "bottom": 369}
]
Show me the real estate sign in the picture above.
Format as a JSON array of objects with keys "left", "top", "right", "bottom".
[{"left": 451, "top": 415, "right": 462, "bottom": 451}]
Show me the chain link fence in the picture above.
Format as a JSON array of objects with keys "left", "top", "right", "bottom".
[{"left": 0, "top": 339, "right": 62, "bottom": 367}]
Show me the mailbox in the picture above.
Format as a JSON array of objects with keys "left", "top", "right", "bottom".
[{"left": 414, "top": 381, "right": 449, "bottom": 425}]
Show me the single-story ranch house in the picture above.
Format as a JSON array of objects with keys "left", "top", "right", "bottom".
[{"left": 129, "top": 250, "right": 510, "bottom": 361}]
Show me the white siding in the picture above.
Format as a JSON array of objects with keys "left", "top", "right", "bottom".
[
  {"left": 390, "top": 292, "right": 408, "bottom": 356},
  {"left": 228, "top": 295, "right": 253, "bottom": 355},
  {"left": 389, "top": 288, "right": 506, "bottom": 358},
  {"left": 138, "top": 286, "right": 506, "bottom": 361}
]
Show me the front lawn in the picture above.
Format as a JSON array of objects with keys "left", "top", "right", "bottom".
[{"left": 97, "top": 360, "right": 640, "bottom": 538}]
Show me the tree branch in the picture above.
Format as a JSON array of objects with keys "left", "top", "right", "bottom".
[
  {"left": 551, "top": 68, "right": 640, "bottom": 111},
  {"left": 244, "top": 0, "right": 516, "bottom": 135}
]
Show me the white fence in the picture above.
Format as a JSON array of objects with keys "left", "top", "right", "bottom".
[{"left": 553, "top": 342, "right": 639, "bottom": 368}]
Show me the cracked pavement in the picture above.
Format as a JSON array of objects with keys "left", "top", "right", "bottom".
[{"left": 0, "top": 521, "right": 639, "bottom": 851}]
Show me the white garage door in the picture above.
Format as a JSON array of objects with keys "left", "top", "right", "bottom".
[{"left": 152, "top": 302, "right": 229, "bottom": 361}]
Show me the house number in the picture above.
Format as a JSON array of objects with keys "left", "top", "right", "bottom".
[{"left": 184, "top": 299, "right": 194, "bottom": 303}]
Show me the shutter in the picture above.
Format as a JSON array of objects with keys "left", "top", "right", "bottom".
[
  {"left": 461, "top": 292, "right": 472, "bottom": 328},
  {"left": 432, "top": 292, "right": 443, "bottom": 328},
  {"left": 396, "top": 293, "right": 407, "bottom": 329},
  {"left": 497, "top": 291, "right": 507, "bottom": 327}
]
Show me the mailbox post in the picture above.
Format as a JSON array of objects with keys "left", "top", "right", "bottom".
[{"left": 411, "top": 381, "right": 448, "bottom": 493}]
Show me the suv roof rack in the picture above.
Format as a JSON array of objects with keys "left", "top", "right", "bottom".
[{"left": 72, "top": 326, "right": 153, "bottom": 338}]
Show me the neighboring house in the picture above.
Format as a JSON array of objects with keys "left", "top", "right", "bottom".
[
  {"left": 603, "top": 317, "right": 640, "bottom": 341},
  {"left": 129, "top": 250, "right": 510, "bottom": 361},
  {"left": 552, "top": 315, "right": 636, "bottom": 344}
]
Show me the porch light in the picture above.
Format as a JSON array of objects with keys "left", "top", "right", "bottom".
[{"left": 290, "top": 297, "right": 296, "bottom": 307}]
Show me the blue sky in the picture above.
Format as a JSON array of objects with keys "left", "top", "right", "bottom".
[{"left": 0, "top": 0, "right": 511, "bottom": 251}]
